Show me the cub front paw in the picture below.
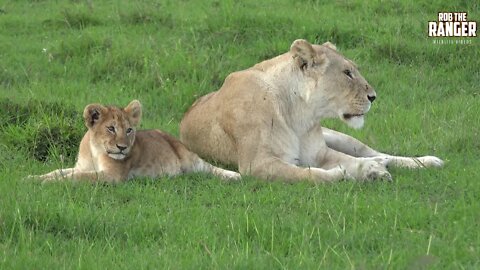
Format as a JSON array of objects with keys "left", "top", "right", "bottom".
[
  {"left": 24, "top": 174, "right": 58, "bottom": 183},
  {"left": 224, "top": 171, "right": 242, "bottom": 180},
  {"left": 24, "top": 175, "right": 42, "bottom": 181}
]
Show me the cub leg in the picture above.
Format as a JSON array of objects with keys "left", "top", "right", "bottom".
[
  {"left": 193, "top": 158, "right": 241, "bottom": 180},
  {"left": 27, "top": 168, "right": 75, "bottom": 182},
  {"left": 28, "top": 168, "right": 123, "bottom": 183},
  {"left": 322, "top": 127, "right": 444, "bottom": 168}
]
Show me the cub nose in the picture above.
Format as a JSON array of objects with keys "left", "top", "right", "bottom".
[
  {"left": 367, "top": 95, "right": 376, "bottom": 103},
  {"left": 116, "top": 144, "right": 127, "bottom": 151}
]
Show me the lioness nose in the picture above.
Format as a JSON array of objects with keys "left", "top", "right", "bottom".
[
  {"left": 117, "top": 144, "right": 127, "bottom": 151},
  {"left": 367, "top": 95, "right": 376, "bottom": 103}
]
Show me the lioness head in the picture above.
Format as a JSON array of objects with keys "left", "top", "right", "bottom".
[
  {"left": 83, "top": 100, "right": 142, "bottom": 160},
  {"left": 290, "top": 39, "right": 376, "bottom": 129}
]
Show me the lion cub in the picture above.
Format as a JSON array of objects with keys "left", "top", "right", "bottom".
[{"left": 30, "top": 100, "right": 240, "bottom": 183}]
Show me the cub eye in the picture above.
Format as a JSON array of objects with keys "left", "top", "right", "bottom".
[
  {"left": 107, "top": 126, "right": 115, "bottom": 133},
  {"left": 126, "top": 128, "right": 133, "bottom": 134},
  {"left": 343, "top": 69, "right": 353, "bottom": 79}
]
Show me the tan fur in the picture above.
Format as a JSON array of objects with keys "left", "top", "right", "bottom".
[
  {"left": 180, "top": 39, "right": 443, "bottom": 183},
  {"left": 29, "top": 100, "right": 240, "bottom": 183}
]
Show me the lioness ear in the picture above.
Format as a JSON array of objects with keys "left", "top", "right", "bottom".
[
  {"left": 290, "top": 39, "right": 315, "bottom": 70},
  {"left": 290, "top": 39, "right": 327, "bottom": 70},
  {"left": 83, "top": 104, "right": 106, "bottom": 129},
  {"left": 323, "top": 41, "right": 337, "bottom": 51},
  {"left": 124, "top": 100, "right": 142, "bottom": 127}
]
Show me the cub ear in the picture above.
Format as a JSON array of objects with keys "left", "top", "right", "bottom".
[
  {"left": 124, "top": 100, "right": 142, "bottom": 127},
  {"left": 323, "top": 41, "right": 337, "bottom": 51},
  {"left": 290, "top": 39, "right": 326, "bottom": 70},
  {"left": 83, "top": 104, "right": 107, "bottom": 129}
]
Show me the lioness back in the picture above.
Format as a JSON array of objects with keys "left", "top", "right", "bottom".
[{"left": 180, "top": 70, "right": 276, "bottom": 167}]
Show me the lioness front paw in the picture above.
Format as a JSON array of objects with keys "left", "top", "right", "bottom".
[
  {"left": 361, "top": 161, "right": 392, "bottom": 181},
  {"left": 336, "top": 165, "right": 354, "bottom": 181},
  {"left": 310, "top": 166, "right": 351, "bottom": 182},
  {"left": 416, "top": 156, "right": 444, "bottom": 168},
  {"left": 370, "top": 155, "right": 444, "bottom": 169}
]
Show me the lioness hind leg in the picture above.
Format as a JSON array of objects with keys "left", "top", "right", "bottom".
[
  {"left": 322, "top": 127, "right": 444, "bottom": 169},
  {"left": 319, "top": 148, "right": 392, "bottom": 181},
  {"left": 240, "top": 158, "right": 347, "bottom": 183}
]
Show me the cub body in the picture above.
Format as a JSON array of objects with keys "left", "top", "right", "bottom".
[{"left": 31, "top": 100, "right": 240, "bottom": 183}]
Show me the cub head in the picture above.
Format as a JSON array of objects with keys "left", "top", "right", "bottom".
[
  {"left": 290, "top": 39, "right": 376, "bottom": 129},
  {"left": 83, "top": 100, "right": 142, "bottom": 160}
]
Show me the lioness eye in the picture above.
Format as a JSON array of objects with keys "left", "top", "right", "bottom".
[
  {"left": 126, "top": 128, "right": 133, "bottom": 134},
  {"left": 343, "top": 69, "right": 353, "bottom": 79},
  {"left": 107, "top": 126, "right": 115, "bottom": 133}
]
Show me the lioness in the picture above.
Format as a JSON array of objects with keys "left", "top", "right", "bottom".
[
  {"left": 180, "top": 39, "right": 443, "bottom": 182},
  {"left": 29, "top": 100, "right": 240, "bottom": 183}
]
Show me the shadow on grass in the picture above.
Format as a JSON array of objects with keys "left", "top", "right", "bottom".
[{"left": 0, "top": 98, "right": 84, "bottom": 162}]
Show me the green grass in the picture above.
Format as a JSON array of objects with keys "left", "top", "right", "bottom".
[{"left": 1, "top": 0, "right": 479, "bottom": 268}]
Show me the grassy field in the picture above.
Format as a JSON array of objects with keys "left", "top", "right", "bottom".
[{"left": 1, "top": 0, "right": 479, "bottom": 268}]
